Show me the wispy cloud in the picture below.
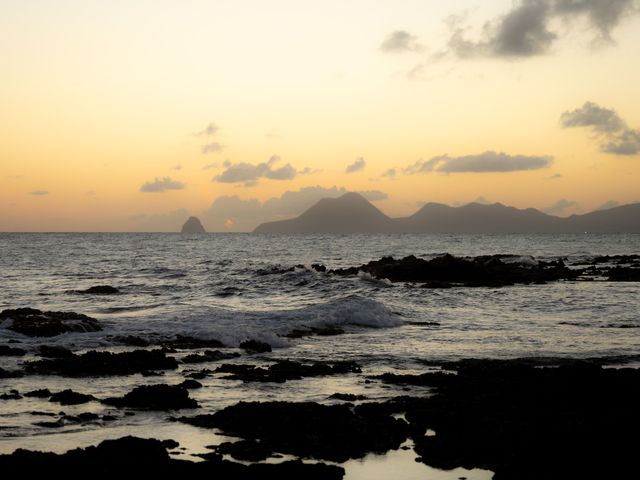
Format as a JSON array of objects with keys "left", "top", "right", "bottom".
[
  {"left": 198, "top": 122, "right": 220, "bottom": 136},
  {"left": 139, "top": 177, "right": 186, "bottom": 193},
  {"left": 561, "top": 101, "right": 640, "bottom": 155},
  {"left": 28, "top": 190, "right": 49, "bottom": 196},
  {"left": 381, "top": 168, "right": 397, "bottom": 179},
  {"left": 405, "top": 151, "right": 552, "bottom": 174},
  {"left": 346, "top": 157, "right": 366, "bottom": 173},
  {"left": 202, "top": 142, "right": 225, "bottom": 154},
  {"left": 380, "top": 30, "right": 423, "bottom": 53}
]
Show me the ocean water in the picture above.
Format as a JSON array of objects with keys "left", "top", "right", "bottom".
[{"left": 1, "top": 233, "right": 639, "bottom": 476}]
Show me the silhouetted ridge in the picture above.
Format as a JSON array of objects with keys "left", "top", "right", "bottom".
[
  {"left": 253, "top": 195, "right": 640, "bottom": 233},
  {"left": 254, "top": 193, "right": 394, "bottom": 233}
]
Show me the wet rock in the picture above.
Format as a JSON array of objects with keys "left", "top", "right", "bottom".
[
  {"left": 0, "top": 367, "right": 22, "bottom": 379},
  {"left": 216, "top": 359, "right": 361, "bottom": 383},
  {"left": 239, "top": 340, "right": 272, "bottom": 353},
  {"left": 50, "top": 389, "right": 95, "bottom": 405},
  {"left": 0, "top": 345, "right": 26, "bottom": 356},
  {"left": 38, "top": 345, "right": 74, "bottom": 358},
  {"left": 112, "top": 335, "right": 150, "bottom": 347},
  {"left": 179, "top": 379, "right": 203, "bottom": 389},
  {"left": 0, "top": 308, "right": 102, "bottom": 337},
  {"left": 211, "top": 440, "right": 272, "bottom": 462},
  {"left": 78, "top": 285, "right": 120, "bottom": 295},
  {"left": 185, "top": 368, "right": 214, "bottom": 379},
  {"left": 0, "top": 436, "right": 345, "bottom": 477},
  {"left": 373, "top": 358, "right": 640, "bottom": 480},
  {"left": 161, "top": 439, "right": 180, "bottom": 450},
  {"left": 311, "top": 264, "right": 327, "bottom": 272},
  {"left": 24, "top": 388, "right": 52, "bottom": 398},
  {"left": 1, "top": 391, "right": 22, "bottom": 400},
  {"left": 329, "top": 393, "right": 368, "bottom": 401},
  {"left": 330, "top": 254, "right": 580, "bottom": 287},
  {"left": 161, "top": 335, "right": 225, "bottom": 350},
  {"left": 283, "top": 325, "right": 349, "bottom": 338},
  {"left": 607, "top": 266, "right": 640, "bottom": 281},
  {"left": 181, "top": 401, "right": 408, "bottom": 462},
  {"left": 103, "top": 384, "right": 198, "bottom": 410},
  {"left": 182, "top": 350, "right": 240, "bottom": 364},
  {"left": 26, "top": 349, "right": 178, "bottom": 377}
]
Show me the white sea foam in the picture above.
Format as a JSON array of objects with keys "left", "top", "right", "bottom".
[{"left": 0, "top": 295, "right": 401, "bottom": 351}]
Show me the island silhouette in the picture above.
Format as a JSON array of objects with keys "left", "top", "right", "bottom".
[{"left": 253, "top": 192, "right": 640, "bottom": 233}]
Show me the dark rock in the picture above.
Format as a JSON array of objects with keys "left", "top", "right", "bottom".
[
  {"left": 372, "top": 358, "right": 640, "bottom": 480},
  {"left": 0, "top": 345, "right": 26, "bottom": 356},
  {"left": 212, "top": 440, "right": 273, "bottom": 462},
  {"left": 161, "top": 439, "right": 180, "bottom": 450},
  {"left": 607, "top": 266, "right": 640, "bottom": 281},
  {"left": 103, "top": 384, "right": 198, "bottom": 410},
  {"left": 24, "top": 389, "right": 52, "bottom": 398},
  {"left": 113, "top": 335, "right": 150, "bottom": 347},
  {"left": 329, "top": 393, "right": 368, "bottom": 401},
  {"left": 161, "top": 335, "right": 224, "bottom": 350},
  {"left": 182, "top": 350, "right": 240, "bottom": 364},
  {"left": 311, "top": 326, "right": 345, "bottom": 336},
  {"left": 0, "top": 308, "right": 102, "bottom": 337},
  {"left": 38, "top": 345, "right": 74, "bottom": 358},
  {"left": 179, "top": 379, "right": 203, "bottom": 389},
  {"left": 1, "top": 391, "right": 22, "bottom": 400},
  {"left": 50, "top": 389, "right": 95, "bottom": 405},
  {"left": 0, "top": 435, "right": 345, "bottom": 477},
  {"left": 216, "top": 359, "right": 361, "bottom": 383},
  {"left": 311, "top": 264, "right": 327, "bottom": 272},
  {"left": 26, "top": 349, "right": 178, "bottom": 377},
  {"left": 180, "top": 401, "right": 408, "bottom": 463},
  {"left": 330, "top": 254, "right": 580, "bottom": 287},
  {"left": 0, "top": 367, "right": 22, "bottom": 379},
  {"left": 181, "top": 216, "right": 206, "bottom": 234},
  {"left": 239, "top": 340, "right": 272, "bottom": 353},
  {"left": 78, "top": 285, "right": 120, "bottom": 295}
]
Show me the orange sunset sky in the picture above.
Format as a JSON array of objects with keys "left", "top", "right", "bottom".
[{"left": 1, "top": 0, "right": 639, "bottom": 231}]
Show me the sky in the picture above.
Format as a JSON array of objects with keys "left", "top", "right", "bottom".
[{"left": 1, "top": 0, "right": 640, "bottom": 231}]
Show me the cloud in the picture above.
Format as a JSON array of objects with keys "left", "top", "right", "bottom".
[
  {"left": 405, "top": 151, "right": 552, "bottom": 174},
  {"left": 28, "top": 190, "right": 49, "bottom": 196},
  {"left": 202, "top": 162, "right": 218, "bottom": 170},
  {"left": 202, "top": 142, "right": 225, "bottom": 154},
  {"left": 204, "top": 186, "right": 388, "bottom": 231},
  {"left": 546, "top": 173, "right": 563, "bottom": 180},
  {"left": 543, "top": 198, "right": 580, "bottom": 216},
  {"left": 595, "top": 200, "right": 620, "bottom": 211},
  {"left": 561, "top": 101, "right": 640, "bottom": 155},
  {"left": 346, "top": 157, "right": 366, "bottom": 173},
  {"left": 445, "top": 0, "right": 638, "bottom": 59},
  {"left": 358, "top": 190, "right": 389, "bottom": 201},
  {"left": 380, "top": 30, "right": 422, "bottom": 53},
  {"left": 382, "top": 168, "right": 397, "bottom": 179},
  {"left": 198, "top": 122, "right": 219, "bottom": 136},
  {"left": 139, "top": 177, "right": 186, "bottom": 193},
  {"left": 213, "top": 156, "right": 311, "bottom": 186},
  {"left": 173, "top": 164, "right": 182, "bottom": 171}
]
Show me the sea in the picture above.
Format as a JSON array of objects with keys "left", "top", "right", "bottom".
[{"left": 1, "top": 233, "right": 639, "bottom": 479}]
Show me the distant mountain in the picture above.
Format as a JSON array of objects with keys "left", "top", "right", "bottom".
[
  {"left": 253, "top": 193, "right": 640, "bottom": 233},
  {"left": 181, "top": 216, "right": 206, "bottom": 233},
  {"left": 254, "top": 192, "right": 394, "bottom": 233}
]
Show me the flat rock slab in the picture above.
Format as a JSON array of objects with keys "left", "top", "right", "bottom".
[
  {"left": 0, "top": 436, "right": 344, "bottom": 478},
  {"left": 181, "top": 400, "right": 408, "bottom": 462},
  {"left": 26, "top": 349, "right": 178, "bottom": 377},
  {"left": 0, "top": 308, "right": 102, "bottom": 337}
]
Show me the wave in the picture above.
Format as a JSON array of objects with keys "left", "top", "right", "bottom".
[{"left": 0, "top": 295, "right": 402, "bottom": 352}]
